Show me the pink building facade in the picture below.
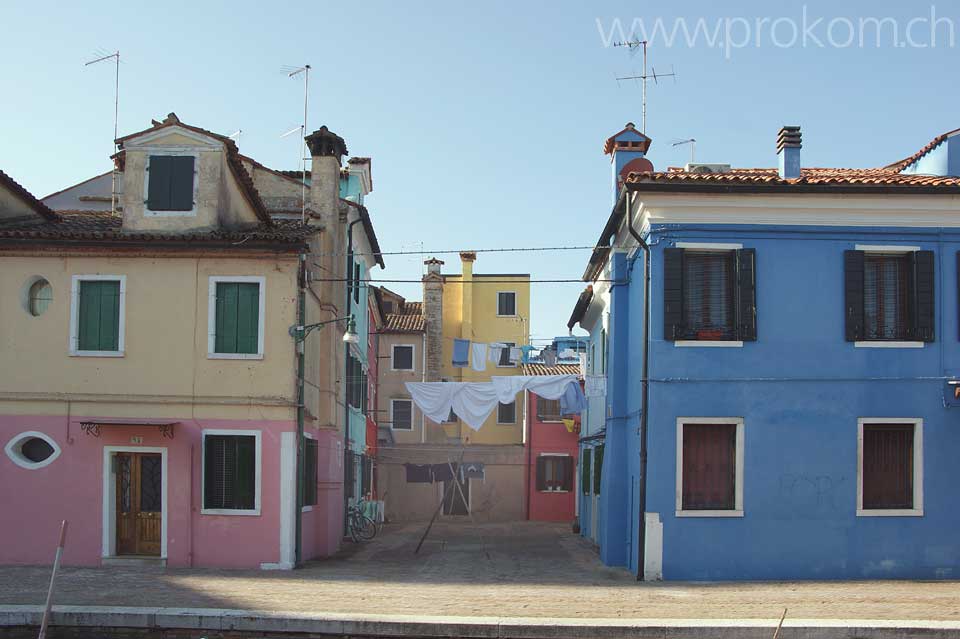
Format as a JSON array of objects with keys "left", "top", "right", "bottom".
[{"left": 525, "top": 388, "right": 580, "bottom": 522}]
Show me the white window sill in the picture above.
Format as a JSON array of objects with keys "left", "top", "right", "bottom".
[
  {"left": 145, "top": 209, "right": 197, "bottom": 217},
  {"left": 70, "top": 350, "right": 124, "bottom": 358},
  {"left": 390, "top": 426, "right": 414, "bottom": 432},
  {"left": 676, "top": 509, "right": 744, "bottom": 518},
  {"left": 854, "top": 341, "right": 925, "bottom": 349},
  {"left": 201, "top": 508, "right": 261, "bottom": 516},
  {"left": 541, "top": 489, "right": 570, "bottom": 493},
  {"left": 857, "top": 508, "right": 923, "bottom": 517},
  {"left": 301, "top": 505, "right": 314, "bottom": 513},
  {"left": 497, "top": 422, "right": 517, "bottom": 426},
  {"left": 208, "top": 352, "right": 264, "bottom": 360},
  {"left": 675, "top": 341, "right": 743, "bottom": 348},
  {"left": 391, "top": 368, "right": 415, "bottom": 372}
]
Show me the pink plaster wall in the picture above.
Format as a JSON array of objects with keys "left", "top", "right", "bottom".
[
  {"left": 301, "top": 429, "right": 344, "bottom": 561},
  {"left": 0, "top": 415, "right": 294, "bottom": 568},
  {"left": 526, "top": 393, "right": 579, "bottom": 523}
]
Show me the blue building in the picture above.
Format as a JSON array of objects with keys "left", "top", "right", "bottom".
[{"left": 568, "top": 122, "right": 960, "bottom": 580}]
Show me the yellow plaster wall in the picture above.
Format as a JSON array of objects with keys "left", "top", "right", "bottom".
[{"left": 0, "top": 251, "right": 299, "bottom": 421}]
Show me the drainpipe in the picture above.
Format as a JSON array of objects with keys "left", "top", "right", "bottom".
[
  {"left": 625, "top": 192, "right": 651, "bottom": 581},
  {"left": 295, "top": 252, "right": 307, "bottom": 566},
  {"left": 343, "top": 217, "right": 362, "bottom": 530}
]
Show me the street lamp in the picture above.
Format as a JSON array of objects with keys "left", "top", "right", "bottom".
[{"left": 289, "top": 316, "right": 358, "bottom": 343}]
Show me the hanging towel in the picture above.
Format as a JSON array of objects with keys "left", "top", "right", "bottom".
[
  {"left": 471, "top": 343, "right": 488, "bottom": 372},
  {"left": 559, "top": 381, "right": 588, "bottom": 416},
  {"left": 490, "top": 374, "right": 579, "bottom": 403},
  {"left": 451, "top": 382, "right": 502, "bottom": 430},
  {"left": 405, "top": 382, "right": 460, "bottom": 424},
  {"left": 432, "top": 463, "right": 455, "bottom": 482},
  {"left": 488, "top": 343, "right": 507, "bottom": 364},
  {"left": 405, "top": 464, "right": 433, "bottom": 483},
  {"left": 520, "top": 345, "right": 536, "bottom": 364},
  {"left": 559, "top": 348, "right": 577, "bottom": 360},
  {"left": 509, "top": 347, "right": 522, "bottom": 365},
  {"left": 562, "top": 418, "right": 576, "bottom": 433},
  {"left": 452, "top": 338, "right": 470, "bottom": 368},
  {"left": 542, "top": 348, "right": 557, "bottom": 367}
]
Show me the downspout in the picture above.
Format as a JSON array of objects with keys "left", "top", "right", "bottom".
[
  {"left": 343, "top": 217, "right": 362, "bottom": 530},
  {"left": 295, "top": 252, "right": 307, "bottom": 566},
  {"left": 525, "top": 389, "right": 532, "bottom": 520},
  {"left": 625, "top": 192, "right": 651, "bottom": 581}
]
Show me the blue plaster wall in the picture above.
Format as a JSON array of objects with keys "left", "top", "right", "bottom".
[{"left": 596, "top": 223, "right": 960, "bottom": 580}]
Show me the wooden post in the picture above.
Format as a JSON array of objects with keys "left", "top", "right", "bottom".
[
  {"left": 38, "top": 520, "right": 68, "bottom": 639},
  {"left": 414, "top": 449, "right": 465, "bottom": 554},
  {"left": 772, "top": 608, "right": 787, "bottom": 639}
]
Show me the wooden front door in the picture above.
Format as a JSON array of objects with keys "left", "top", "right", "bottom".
[{"left": 116, "top": 453, "right": 162, "bottom": 556}]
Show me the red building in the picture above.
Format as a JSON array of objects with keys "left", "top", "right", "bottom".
[{"left": 524, "top": 364, "right": 581, "bottom": 522}]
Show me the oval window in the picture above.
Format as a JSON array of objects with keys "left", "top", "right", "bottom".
[
  {"left": 28, "top": 279, "right": 52, "bottom": 316},
  {"left": 4, "top": 431, "right": 61, "bottom": 469}
]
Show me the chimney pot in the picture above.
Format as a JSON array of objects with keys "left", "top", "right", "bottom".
[
  {"left": 305, "top": 126, "right": 348, "bottom": 163},
  {"left": 777, "top": 125, "right": 802, "bottom": 179}
]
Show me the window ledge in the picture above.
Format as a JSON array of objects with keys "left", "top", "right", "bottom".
[
  {"left": 70, "top": 350, "right": 124, "bottom": 358},
  {"left": 301, "top": 506, "right": 314, "bottom": 513},
  {"left": 201, "top": 508, "right": 261, "bottom": 516},
  {"left": 208, "top": 352, "right": 264, "bottom": 360},
  {"left": 857, "top": 508, "right": 923, "bottom": 517},
  {"left": 854, "top": 341, "right": 925, "bottom": 349},
  {"left": 676, "top": 509, "right": 744, "bottom": 518},
  {"left": 145, "top": 209, "right": 197, "bottom": 217},
  {"left": 675, "top": 341, "right": 744, "bottom": 348},
  {"left": 540, "top": 489, "right": 570, "bottom": 493}
]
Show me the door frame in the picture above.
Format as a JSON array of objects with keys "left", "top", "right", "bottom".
[{"left": 102, "top": 446, "right": 168, "bottom": 559}]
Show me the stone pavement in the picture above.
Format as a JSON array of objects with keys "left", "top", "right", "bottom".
[{"left": 1, "top": 521, "right": 960, "bottom": 623}]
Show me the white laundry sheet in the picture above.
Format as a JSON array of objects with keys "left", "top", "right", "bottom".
[{"left": 405, "top": 374, "right": 579, "bottom": 431}]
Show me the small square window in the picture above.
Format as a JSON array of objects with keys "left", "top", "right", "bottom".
[
  {"left": 147, "top": 155, "right": 195, "bottom": 212},
  {"left": 676, "top": 419, "right": 743, "bottom": 516},
  {"left": 70, "top": 275, "right": 125, "bottom": 357},
  {"left": 536, "top": 397, "right": 562, "bottom": 422},
  {"left": 497, "top": 401, "right": 516, "bottom": 424},
  {"left": 536, "top": 456, "right": 572, "bottom": 492},
  {"left": 863, "top": 254, "right": 911, "bottom": 341},
  {"left": 858, "top": 420, "right": 923, "bottom": 516},
  {"left": 208, "top": 277, "right": 264, "bottom": 359},
  {"left": 203, "top": 433, "right": 259, "bottom": 513},
  {"left": 391, "top": 399, "right": 413, "bottom": 430},
  {"left": 392, "top": 345, "right": 414, "bottom": 370},
  {"left": 497, "top": 292, "right": 517, "bottom": 317},
  {"left": 682, "top": 251, "right": 737, "bottom": 340}
]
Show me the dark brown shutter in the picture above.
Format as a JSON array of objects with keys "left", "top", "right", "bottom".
[
  {"left": 912, "top": 250, "right": 935, "bottom": 342},
  {"left": 535, "top": 457, "right": 546, "bottom": 491},
  {"left": 736, "top": 248, "right": 757, "bottom": 341},
  {"left": 681, "top": 424, "right": 736, "bottom": 510},
  {"left": 862, "top": 424, "right": 914, "bottom": 509},
  {"left": 663, "top": 248, "right": 684, "bottom": 340},
  {"left": 168, "top": 156, "right": 195, "bottom": 210},
  {"left": 561, "top": 457, "right": 574, "bottom": 491},
  {"left": 146, "top": 156, "right": 172, "bottom": 210},
  {"left": 844, "top": 250, "right": 865, "bottom": 341}
]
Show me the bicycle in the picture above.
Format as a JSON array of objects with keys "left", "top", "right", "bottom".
[{"left": 346, "top": 501, "right": 378, "bottom": 543}]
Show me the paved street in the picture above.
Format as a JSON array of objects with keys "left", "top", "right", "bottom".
[{"left": 1, "top": 521, "right": 959, "bottom": 621}]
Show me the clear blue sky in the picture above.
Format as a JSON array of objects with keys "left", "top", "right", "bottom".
[{"left": 3, "top": 0, "right": 958, "bottom": 341}]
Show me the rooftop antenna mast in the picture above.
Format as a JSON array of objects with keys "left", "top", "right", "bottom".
[
  {"left": 613, "top": 40, "right": 676, "bottom": 135},
  {"left": 285, "top": 64, "right": 311, "bottom": 224},
  {"left": 84, "top": 50, "right": 121, "bottom": 217},
  {"left": 673, "top": 138, "right": 696, "bottom": 163}
]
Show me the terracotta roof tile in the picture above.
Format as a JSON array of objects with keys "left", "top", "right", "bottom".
[
  {"left": 626, "top": 167, "right": 960, "bottom": 188},
  {"left": 522, "top": 363, "right": 581, "bottom": 376},
  {"left": 0, "top": 211, "right": 314, "bottom": 249},
  {"left": 382, "top": 302, "right": 424, "bottom": 333},
  {"left": 0, "top": 169, "right": 57, "bottom": 221}
]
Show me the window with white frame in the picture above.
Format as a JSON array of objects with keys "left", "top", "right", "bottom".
[
  {"left": 70, "top": 275, "right": 126, "bottom": 357},
  {"left": 392, "top": 344, "right": 415, "bottom": 370},
  {"left": 857, "top": 418, "right": 923, "bottom": 516},
  {"left": 208, "top": 276, "right": 265, "bottom": 359},
  {"left": 676, "top": 418, "right": 744, "bottom": 517},
  {"left": 391, "top": 399, "right": 413, "bottom": 430},
  {"left": 202, "top": 430, "right": 261, "bottom": 515},
  {"left": 145, "top": 154, "right": 197, "bottom": 215},
  {"left": 497, "top": 291, "right": 517, "bottom": 317}
]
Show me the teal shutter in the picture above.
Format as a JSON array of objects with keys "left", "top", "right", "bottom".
[
  {"left": 78, "top": 280, "right": 120, "bottom": 351},
  {"left": 215, "top": 282, "right": 259, "bottom": 354},
  {"left": 168, "top": 157, "right": 195, "bottom": 210}
]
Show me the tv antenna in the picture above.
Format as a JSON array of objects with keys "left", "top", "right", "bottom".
[
  {"left": 282, "top": 64, "right": 311, "bottom": 223},
  {"left": 84, "top": 50, "right": 121, "bottom": 216},
  {"left": 228, "top": 129, "right": 242, "bottom": 144},
  {"left": 613, "top": 39, "right": 676, "bottom": 135},
  {"left": 672, "top": 138, "right": 696, "bottom": 163}
]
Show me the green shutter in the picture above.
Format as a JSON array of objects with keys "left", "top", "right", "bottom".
[
  {"left": 168, "top": 156, "right": 195, "bottom": 210},
  {"left": 593, "top": 444, "right": 604, "bottom": 494},
  {"left": 215, "top": 282, "right": 260, "bottom": 354},
  {"left": 581, "top": 449, "right": 592, "bottom": 495},
  {"left": 147, "top": 156, "right": 172, "bottom": 210},
  {"left": 78, "top": 280, "right": 120, "bottom": 352}
]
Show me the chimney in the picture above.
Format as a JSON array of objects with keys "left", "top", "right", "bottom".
[
  {"left": 460, "top": 252, "right": 476, "bottom": 341},
  {"left": 777, "top": 126, "right": 802, "bottom": 179},
  {"left": 305, "top": 126, "right": 347, "bottom": 223},
  {"left": 604, "top": 122, "right": 654, "bottom": 205},
  {"left": 422, "top": 258, "right": 445, "bottom": 382}
]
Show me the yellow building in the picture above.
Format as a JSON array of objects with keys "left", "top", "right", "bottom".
[{"left": 376, "top": 253, "right": 531, "bottom": 522}]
